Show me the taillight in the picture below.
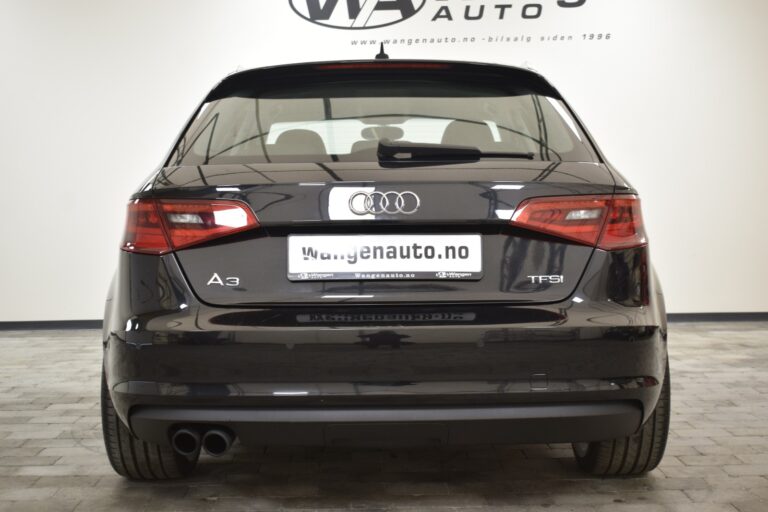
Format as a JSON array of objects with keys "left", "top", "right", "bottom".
[
  {"left": 510, "top": 195, "right": 646, "bottom": 250},
  {"left": 122, "top": 199, "right": 259, "bottom": 254},
  {"left": 598, "top": 197, "right": 648, "bottom": 250},
  {"left": 122, "top": 200, "right": 169, "bottom": 254}
]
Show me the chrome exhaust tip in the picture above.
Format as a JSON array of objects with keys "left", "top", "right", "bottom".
[
  {"left": 201, "top": 429, "right": 233, "bottom": 457},
  {"left": 171, "top": 428, "right": 200, "bottom": 457}
]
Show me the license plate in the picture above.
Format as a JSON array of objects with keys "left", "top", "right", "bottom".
[{"left": 287, "top": 234, "right": 482, "bottom": 281}]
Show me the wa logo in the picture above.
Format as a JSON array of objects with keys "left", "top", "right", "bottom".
[{"left": 290, "top": 0, "right": 426, "bottom": 30}]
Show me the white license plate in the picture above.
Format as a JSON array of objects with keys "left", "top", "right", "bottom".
[{"left": 287, "top": 234, "right": 482, "bottom": 281}]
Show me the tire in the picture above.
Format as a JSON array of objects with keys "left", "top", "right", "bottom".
[
  {"left": 101, "top": 368, "right": 198, "bottom": 480},
  {"left": 573, "top": 364, "right": 671, "bottom": 476}
]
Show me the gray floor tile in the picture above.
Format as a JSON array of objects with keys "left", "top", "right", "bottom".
[{"left": 0, "top": 322, "right": 766, "bottom": 511}]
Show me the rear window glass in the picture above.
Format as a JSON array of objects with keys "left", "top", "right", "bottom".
[{"left": 169, "top": 80, "right": 597, "bottom": 165}]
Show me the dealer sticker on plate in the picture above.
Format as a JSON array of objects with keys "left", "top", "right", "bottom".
[{"left": 287, "top": 234, "right": 482, "bottom": 281}]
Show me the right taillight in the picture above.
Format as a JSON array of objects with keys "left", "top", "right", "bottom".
[
  {"left": 510, "top": 195, "right": 647, "bottom": 250},
  {"left": 122, "top": 199, "right": 260, "bottom": 255}
]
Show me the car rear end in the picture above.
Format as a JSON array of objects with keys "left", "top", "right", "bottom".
[{"left": 102, "top": 61, "right": 668, "bottom": 475}]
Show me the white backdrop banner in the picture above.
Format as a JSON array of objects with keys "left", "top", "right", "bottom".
[
  {"left": 288, "top": 0, "right": 614, "bottom": 52},
  {"left": 0, "top": 0, "right": 766, "bottom": 320}
]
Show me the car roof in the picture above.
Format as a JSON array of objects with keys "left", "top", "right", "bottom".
[{"left": 205, "top": 60, "right": 563, "bottom": 102}]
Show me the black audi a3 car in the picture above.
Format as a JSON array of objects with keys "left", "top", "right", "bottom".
[{"left": 102, "top": 59, "right": 669, "bottom": 480}]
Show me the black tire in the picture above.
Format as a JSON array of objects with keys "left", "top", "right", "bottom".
[
  {"left": 101, "top": 368, "right": 197, "bottom": 480},
  {"left": 573, "top": 364, "right": 671, "bottom": 476}
]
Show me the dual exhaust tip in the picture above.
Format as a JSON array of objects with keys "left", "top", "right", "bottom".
[{"left": 171, "top": 428, "right": 233, "bottom": 457}]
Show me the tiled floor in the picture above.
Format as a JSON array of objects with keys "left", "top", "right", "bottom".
[{"left": 0, "top": 322, "right": 766, "bottom": 511}]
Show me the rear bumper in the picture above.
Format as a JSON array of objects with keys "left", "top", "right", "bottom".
[
  {"left": 108, "top": 346, "right": 664, "bottom": 448},
  {"left": 131, "top": 402, "right": 642, "bottom": 448},
  {"left": 103, "top": 251, "right": 668, "bottom": 448}
]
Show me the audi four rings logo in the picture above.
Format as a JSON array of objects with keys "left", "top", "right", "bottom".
[{"left": 349, "top": 191, "right": 421, "bottom": 215}]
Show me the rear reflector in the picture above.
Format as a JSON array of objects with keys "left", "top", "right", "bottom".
[
  {"left": 122, "top": 199, "right": 259, "bottom": 254},
  {"left": 510, "top": 195, "right": 646, "bottom": 250}
]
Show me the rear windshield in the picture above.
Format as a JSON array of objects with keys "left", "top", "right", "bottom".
[{"left": 169, "top": 80, "right": 597, "bottom": 165}]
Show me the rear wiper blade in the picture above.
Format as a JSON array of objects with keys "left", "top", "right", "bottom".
[{"left": 377, "top": 139, "right": 534, "bottom": 162}]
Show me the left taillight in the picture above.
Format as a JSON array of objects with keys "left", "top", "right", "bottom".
[{"left": 122, "top": 199, "right": 260, "bottom": 255}]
